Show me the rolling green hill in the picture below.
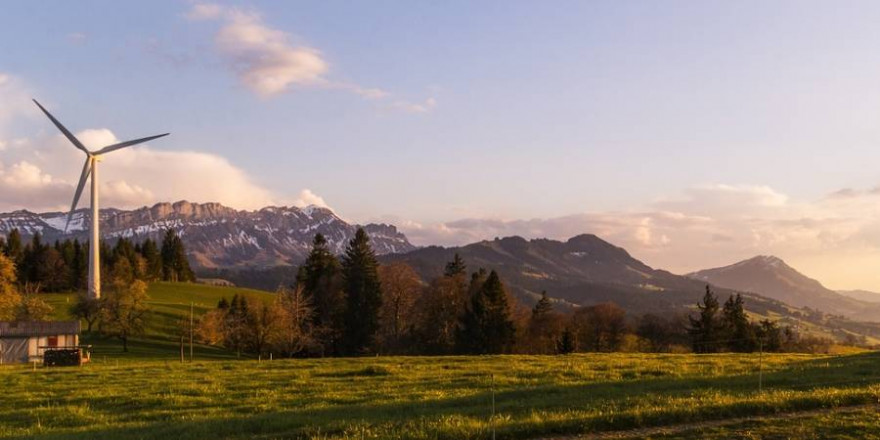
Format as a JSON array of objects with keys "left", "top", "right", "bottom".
[{"left": 42, "top": 282, "right": 274, "bottom": 359}]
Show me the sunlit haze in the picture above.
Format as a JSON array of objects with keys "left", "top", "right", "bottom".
[{"left": 4, "top": 1, "right": 880, "bottom": 290}]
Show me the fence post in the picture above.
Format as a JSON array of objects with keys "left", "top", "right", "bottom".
[
  {"left": 491, "top": 373, "right": 496, "bottom": 440},
  {"left": 758, "top": 339, "right": 763, "bottom": 393},
  {"left": 189, "top": 302, "right": 194, "bottom": 362}
]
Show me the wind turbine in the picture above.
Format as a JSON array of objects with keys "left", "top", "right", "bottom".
[{"left": 33, "top": 99, "right": 169, "bottom": 299}]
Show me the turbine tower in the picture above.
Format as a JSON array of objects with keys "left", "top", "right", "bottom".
[{"left": 33, "top": 99, "right": 169, "bottom": 299}]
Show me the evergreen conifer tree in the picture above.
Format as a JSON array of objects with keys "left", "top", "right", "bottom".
[
  {"left": 296, "top": 233, "right": 344, "bottom": 354},
  {"left": 688, "top": 285, "right": 723, "bottom": 353},
  {"left": 456, "top": 270, "right": 516, "bottom": 354},
  {"left": 160, "top": 229, "right": 195, "bottom": 282},
  {"left": 444, "top": 253, "right": 467, "bottom": 277},
  {"left": 723, "top": 293, "right": 755, "bottom": 352},
  {"left": 4, "top": 229, "right": 23, "bottom": 264},
  {"left": 532, "top": 291, "right": 553, "bottom": 318},
  {"left": 340, "top": 228, "right": 382, "bottom": 355},
  {"left": 556, "top": 327, "right": 576, "bottom": 354},
  {"left": 140, "top": 238, "right": 162, "bottom": 281}
]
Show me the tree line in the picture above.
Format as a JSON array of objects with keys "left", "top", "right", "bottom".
[
  {"left": 194, "top": 230, "right": 833, "bottom": 357},
  {"left": 0, "top": 228, "right": 195, "bottom": 292},
  {"left": 0, "top": 229, "right": 193, "bottom": 352},
  {"left": 0, "top": 245, "right": 151, "bottom": 351},
  {"left": 0, "top": 226, "right": 836, "bottom": 356}
]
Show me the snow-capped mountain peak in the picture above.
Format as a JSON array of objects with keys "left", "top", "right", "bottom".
[{"left": 0, "top": 201, "right": 416, "bottom": 269}]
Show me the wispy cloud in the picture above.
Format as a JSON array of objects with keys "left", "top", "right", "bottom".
[
  {"left": 210, "top": 8, "right": 329, "bottom": 97},
  {"left": 67, "top": 32, "right": 87, "bottom": 45},
  {"left": 393, "top": 97, "right": 437, "bottom": 114},
  {"left": 185, "top": 3, "right": 435, "bottom": 111},
  {"left": 393, "top": 182, "right": 880, "bottom": 290}
]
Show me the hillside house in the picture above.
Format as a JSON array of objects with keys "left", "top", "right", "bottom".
[{"left": 0, "top": 321, "right": 81, "bottom": 364}]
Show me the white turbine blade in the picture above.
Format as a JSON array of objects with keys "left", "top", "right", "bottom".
[
  {"left": 32, "top": 99, "right": 90, "bottom": 155},
  {"left": 94, "top": 133, "right": 169, "bottom": 155},
  {"left": 66, "top": 157, "right": 92, "bottom": 232}
]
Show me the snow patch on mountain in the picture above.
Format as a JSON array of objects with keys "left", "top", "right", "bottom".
[{"left": 0, "top": 201, "right": 417, "bottom": 269}]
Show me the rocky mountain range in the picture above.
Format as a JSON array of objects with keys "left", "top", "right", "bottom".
[
  {"left": 688, "top": 255, "right": 880, "bottom": 322},
  {"left": 383, "top": 234, "right": 794, "bottom": 316},
  {"left": 838, "top": 290, "right": 880, "bottom": 304},
  {"left": 0, "top": 201, "right": 416, "bottom": 268},
  {"left": 381, "top": 238, "right": 880, "bottom": 341}
]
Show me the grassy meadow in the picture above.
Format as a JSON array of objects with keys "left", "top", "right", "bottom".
[
  {"left": 3, "top": 351, "right": 880, "bottom": 439},
  {"left": 2, "top": 282, "right": 877, "bottom": 439},
  {"left": 649, "top": 407, "right": 880, "bottom": 439}
]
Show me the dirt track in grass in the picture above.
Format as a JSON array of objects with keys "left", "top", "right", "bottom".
[{"left": 540, "top": 403, "right": 880, "bottom": 439}]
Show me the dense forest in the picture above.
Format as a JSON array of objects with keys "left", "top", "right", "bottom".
[
  {"left": 0, "top": 229, "right": 195, "bottom": 292},
  {"left": 195, "top": 231, "right": 833, "bottom": 357}
]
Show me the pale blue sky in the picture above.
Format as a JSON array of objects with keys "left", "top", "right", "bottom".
[{"left": 5, "top": 1, "right": 880, "bottom": 287}]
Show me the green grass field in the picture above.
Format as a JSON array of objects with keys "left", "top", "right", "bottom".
[
  {"left": 4, "top": 283, "right": 878, "bottom": 439},
  {"left": 649, "top": 407, "right": 880, "bottom": 439},
  {"left": 2, "top": 351, "right": 880, "bottom": 439}
]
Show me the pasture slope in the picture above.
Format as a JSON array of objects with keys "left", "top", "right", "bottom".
[{"left": 42, "top": 282, "right": 273, "bottom": 359}]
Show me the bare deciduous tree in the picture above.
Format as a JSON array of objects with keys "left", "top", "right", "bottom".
[
  {"left": 377, "top": 262, "right": 422, "bottom": 354},
  {"left": 271, "top": 285, "right": 316, "bottom": 357}
]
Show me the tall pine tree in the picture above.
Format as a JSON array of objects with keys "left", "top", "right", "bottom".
[
  {"left": 140, "top": 238, "right": 162, "bottom": 281},
  {"left": 295, "top": 233, "right": 344, "bottom": 355},
  {"left": 688, "top": 285, "right": 723, "bottom": 353},
  {"left": 456, "top": 270, "right": 516, "bottom": 354},
  {"left": 161, "top": 229, "right": 195, "bottom": 282},
  {"left": 4, "top": 229, "right": 24, "bottom": 265},
  {"left": 444, "top": 253, "right": 467, "bottom": 277},
  {"left": 527, "top": 291, "right": 561, "bottom": 354},
  {"left": 340, "top": 228, "right": 382, "bottom": 356},
  {"left": 723, "top": 293, "right": 755, "bottom": 352}
]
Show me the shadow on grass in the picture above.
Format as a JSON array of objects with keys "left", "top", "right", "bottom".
[
  {"left": 81, "top": 334, "right": 243, "bottom": 361},
  {"left": 8, "top": 352, "right": 880, "bottom": 440}
]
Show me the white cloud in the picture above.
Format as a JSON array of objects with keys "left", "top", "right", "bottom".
[
  {"left": 214, "top": 10, "right": 329, "bottom": 97},
  {"left": 0, "top": 128, "right": 325, "bottom": 213},
  {"left": 0, "top": 160, "right": 70, "bottom": 212},
  {"left": 185, "top": 3, "right": 223, "bottom": 20},
  {"left": 655, "top": 184, "right": 789, "bottom": 217},
  {"left": 186, "top": 4, "right": 331, "bottom": 98},
  {"left": 185, "top": 3, "right": 435, "bottom": 111},
  {"left": 290, "top": 189, "right": 328, "bottom": 208}
]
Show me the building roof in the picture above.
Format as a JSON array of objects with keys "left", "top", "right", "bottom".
[{"left": 0, "top": 321, "right": 80, "bottom": 338}]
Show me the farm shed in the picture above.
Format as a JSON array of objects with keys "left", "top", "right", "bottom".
[{"left": 0, "top": 321, "right": 81, "bottom": 364}]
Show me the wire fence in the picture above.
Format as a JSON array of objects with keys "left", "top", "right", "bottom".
[{"left": 5, "top": 341, "right": 880, "bottom": 439}]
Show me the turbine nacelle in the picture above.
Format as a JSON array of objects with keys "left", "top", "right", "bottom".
[{"left": 32, "top": 99, "right": 169, "bottom": 231}]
